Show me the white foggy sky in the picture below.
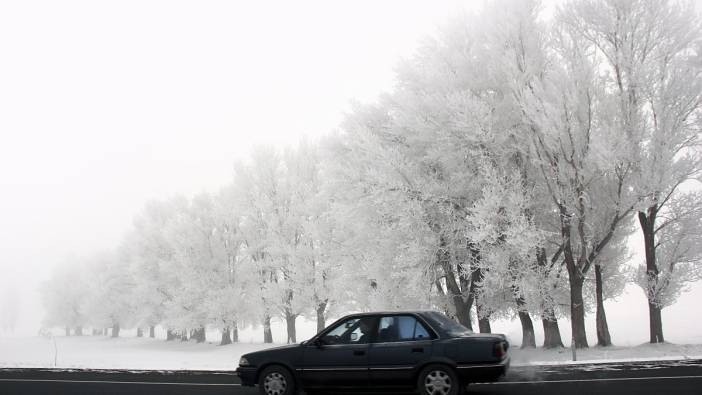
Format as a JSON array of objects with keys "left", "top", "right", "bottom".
[
  {"left": 0, "top": 0, "right": 483, "bottom": 333},
  {"left": 1, "top": 0, "right": 700, "bottom": 342}
]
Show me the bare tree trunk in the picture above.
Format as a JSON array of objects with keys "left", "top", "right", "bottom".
[
  {"left": 639, "top": 210, "right": 665, "bottom": 343},
  {"left": 232, "top": 322, "right": 239, "bottom": 343},
  {"left": 477, "top": 312, "right": 491, "bottom": 333},
  {"left": 536, "top": 248, "right": 564, "bottom": 348},
  {"left": 149, "top": 326, "right": 155, "bottom": 338},
  {"left": 542, "top": 307, "right": 564, "bottom": 348},
  {"left": 595, "top": 263, "right": 612, "bottom": 346},
  {"left": 648, "top": 301, "right": 664, "bottom": 343},
  {"left": 316, "top": 301, "right": 327, "bottom": 333},
  {"left": 180, "top": 329, "right": 188, "bottom": 342},
  {"left": 437, "top": 236, "right": 474, "bottom": 330},
  {"left": 166, "top": 329, "right": 176, "bottom": 341},
  {"left": 74, "top": 326, "right": 83, "bottom": 336},
  {"left": 263, "top": 315, "right": 273, "bottom": 343},
  {"left": 111, "top": 323, "right": 120, "bottom": 338},
  {"left": 136, "top": 328, "right": 143, "bottom": 338},
  {"left": 560, "top": 204, "right": 588, "bottom": 349},
  {"left": 568, "top": 274, "right": 588, "bottom": 348},
  {"left": 443, "top": 269, "right": 473, "bottom": 330},
  {"left": 471, "top": 262, "right": 490, "bottom": 333},
  {"left": 194, "top": 327, "right": 206, "bottom": 343},
  {"left": 221, "top": 327, "right": 232, "bottom": 345},
  {"left": 103, "top": 328, "right": 108, "bottom": 336},
  {"left": 285, "top": 311, "right": 297, "bottom": 344},
  {"left": 515, "top": 296, "right": 535, "bottom": 348},
  {"left": 65, "top": 326, "right": 70, "bottom": 336}
]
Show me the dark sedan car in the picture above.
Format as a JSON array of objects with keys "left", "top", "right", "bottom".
[{"left": 237, "top": 311, "right": 509, "bottom": 395}]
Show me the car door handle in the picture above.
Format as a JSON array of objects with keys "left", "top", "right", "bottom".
[
  {"left": 353, "top": 350, "right": 366, "bottom": 356},
  {"left": 412, "top": 347, "right": 424, "bottom": 353}
]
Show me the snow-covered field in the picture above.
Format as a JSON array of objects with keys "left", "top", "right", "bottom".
[
  {"left": 0, "top": 335, "right": 270, "bottom": 371},
  {"left": 2, "top": 335, "right": 701, "bottom": 371},
  {"left": 509, "top": 342, "right": 702, "bottom": 366}
]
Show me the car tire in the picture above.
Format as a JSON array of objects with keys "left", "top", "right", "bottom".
[
  {"left": 417, "top": 364, "right": 463, "bottom": 395},
  {"left": 258, "top": 365, "right": 296, "bottom": 395}
]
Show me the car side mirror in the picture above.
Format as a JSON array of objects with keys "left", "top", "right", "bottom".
[{"left": 313, "top": 338, "right": 324, "bottom": 348}]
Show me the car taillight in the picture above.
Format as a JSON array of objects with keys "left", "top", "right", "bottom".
[{"left": 493, "top": 342, "right": 506, "bottom": 358}]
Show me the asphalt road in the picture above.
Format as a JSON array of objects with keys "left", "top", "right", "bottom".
[{"left": 1, "top": 359, "right": 701, "bottom": 395}]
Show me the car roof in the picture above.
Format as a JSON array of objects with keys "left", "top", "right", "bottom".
[{"left": 341, "top": 310, "right": 437, "bottom": 318}]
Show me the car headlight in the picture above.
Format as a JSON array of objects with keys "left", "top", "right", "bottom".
[{"left": 239, "top": 357, "right": 250, "bottom": 366}]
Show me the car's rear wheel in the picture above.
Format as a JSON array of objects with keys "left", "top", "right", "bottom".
[
  {"left": 417, "top": 364, "right": 463, "bottom": 395},
  {"left": 258, "top": 365, "right": 296, "bottom": 395}
]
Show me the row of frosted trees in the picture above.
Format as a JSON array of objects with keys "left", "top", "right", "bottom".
[{"left": 43, "top": 0, "right": 702, "bottom": 348}]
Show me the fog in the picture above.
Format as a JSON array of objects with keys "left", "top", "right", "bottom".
[
  {"left": 1, "top": 0, "right": 700, "bottom": 351},
  {"left": 0, "top": 0, "right": 478, "bottom": 335}
]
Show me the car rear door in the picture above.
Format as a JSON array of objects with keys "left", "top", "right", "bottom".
[{"left": 368, "top": 314, "right": 434, "bottom": 388}]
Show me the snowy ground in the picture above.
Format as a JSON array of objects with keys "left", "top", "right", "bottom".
[
  {"left": 0, "top": 335, "right": 270, "bottom": 370},
  {"left": 509, "top": 342, "right": 702, "bottom": 366},
  {"left": 1, "top": 335, "right": 701, "bottom": 371}
]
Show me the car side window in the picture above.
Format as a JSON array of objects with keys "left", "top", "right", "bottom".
[
  {"left": 377, "top": 315, "right": 431, "bottom": 342},
  {"left": 320, "top": 317, "right": 375, "bottom": 345},
  {"left": 413, "top": 319, "right": 430, "bottom": 340}
]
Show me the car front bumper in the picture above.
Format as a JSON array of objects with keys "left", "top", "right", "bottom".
[{"left": 236, "top": 366, "right": 257, "bottom": 386}]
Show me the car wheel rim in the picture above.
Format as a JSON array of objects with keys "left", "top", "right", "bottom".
[
  {"left": 424, "top": 370, "right": 452, "bottom": 395},
  {"left": 263, "top": 372, "right": 287, "bottom": 395}
]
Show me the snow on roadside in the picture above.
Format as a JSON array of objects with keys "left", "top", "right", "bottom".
[
  {"left": 0, "top": 336, "right": 272, "bottom": 371},
  {"left": 509, "top": 342, "right": 702, "bottom": 366},
  {"left": 1, "top": 336, "right": 701, "bottom": 371}
]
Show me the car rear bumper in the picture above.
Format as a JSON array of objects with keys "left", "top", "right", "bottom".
[
  {"left": 456, "top": 358, "right": 509, "bottom": 383},
  {"left": 236, "top": 367, "right": 257, "bottom": 386}
]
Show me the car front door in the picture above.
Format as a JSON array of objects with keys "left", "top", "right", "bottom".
[
  {"left": 301, "top": 316, "right": 377, "bottom": 389},
  {"left": 368, "top": 314, "right": 435, "bottom": 388}
]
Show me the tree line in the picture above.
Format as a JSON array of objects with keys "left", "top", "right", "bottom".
[{"left": 42, "top": 0, "right": 702, "bottom": 348}]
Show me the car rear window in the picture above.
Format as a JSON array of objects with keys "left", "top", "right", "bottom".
[
  {"left": 424, "top": 311, "right": 472, "bottom": 336},
  {"left": 377, "top": 315, "right": 432, "bottom": 342}
]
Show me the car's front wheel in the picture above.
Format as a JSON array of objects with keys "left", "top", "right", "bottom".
[
  {"left": 417, "top": 364, "right": 463, "bottom": 395},
  {"left": 258, "top": 365, "right": 296, "bottom": 395}
]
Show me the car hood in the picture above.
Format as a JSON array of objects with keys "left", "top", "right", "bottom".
[
  {"left": 260, "top": 343, "right": 302, "bottom": 352},
  {"left": 244, "top": 343, "right": 301, "bottom": 358}
]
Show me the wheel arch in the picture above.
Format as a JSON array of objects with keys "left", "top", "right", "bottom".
[{"left": 414, "top": 357, "right": 458, "bottom": 378}]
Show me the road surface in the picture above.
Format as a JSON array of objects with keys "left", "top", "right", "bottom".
[{"left": 1, "top": 359, "right": 701, "bottom": 394}]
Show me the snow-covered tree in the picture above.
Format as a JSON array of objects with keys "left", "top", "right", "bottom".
[
  {"left": 41, "top": 258, "right": 90, "bottom": 336},
  {"left": 495, "top": 0, "right": 638, "bottom": 348},
  {"left": 84, "top": 250, "right": 136, "bottom": 337},
  {"left": 211, "top": 186, "right": 248, "bottom": 344},
  {"left": 562, "top": 0, "right": 702, "bottom": 343},
  {"left": 129, "top": 197, "right": 188, "bottom": 339},
  {"left": 0, "top": 284, "right": 20, "bottom": 334},
  {"left": 160, "top": 193, "right": 223, "bottom": 343},
  {"left": 467, "top": 164, "right": 543, "bottom": 347},
  {"left": 40, "top": 0, "right": 702, "bottom": 351},
  {"left": 232, "top": 146, "right": 307, "bottom": 343}
]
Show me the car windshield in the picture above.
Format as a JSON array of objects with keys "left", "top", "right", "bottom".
[{"left": 424, "top": 312, "right": 473, "bottom": 336}]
